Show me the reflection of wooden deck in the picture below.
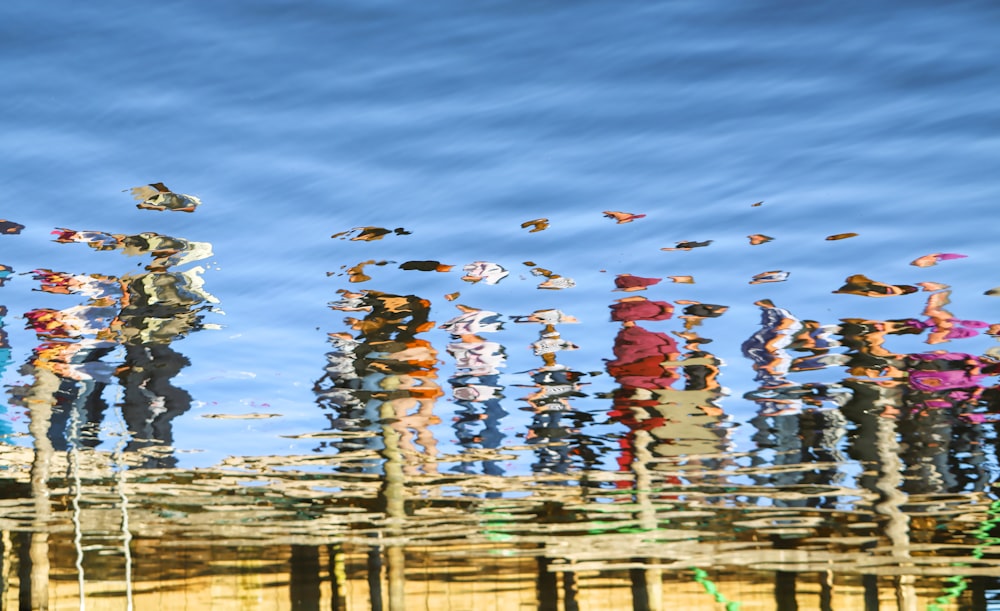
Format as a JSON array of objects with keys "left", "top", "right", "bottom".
[
  {"left": 3, "top": 539, "right": 978, "bottom": 610},
  {"left": 3, "top": 539, "right": 980, "bottom": 611},
  {"left": 0, "top": 442, "right": 995, "bottom": 609}
]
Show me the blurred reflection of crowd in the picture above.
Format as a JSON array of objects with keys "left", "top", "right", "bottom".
[
  {"left": 314, "top": 254, "right": 1000, "bottom": 505},
  {"left": 743, "top": 284, "right": 1000, "bottom": 503},
  {"left": 605, "top": 276, "right": 731, "bottom": 489},
  {"left": 316, "top": 290, "right": 441, "bottom": 476},
  {"left": 2, "top": 195, "right": 218, "bottom": 468}
]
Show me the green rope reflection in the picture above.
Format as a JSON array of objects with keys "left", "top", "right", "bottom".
[
  {"left": 927, "top": 575, "right": 967, "bottom": 611},
  {"left": 927, "top": 498, "right": 1000, "bottom": 611},
  {"left": 970, "top": 499, "right": 1000, "bottom": 559},
  {"left": 691, "top": 567, "right": 741, "bottom": 611}
]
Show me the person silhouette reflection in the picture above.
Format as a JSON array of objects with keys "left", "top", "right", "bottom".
[
  {"left": 606, "top": 295, "right": 730, "bottom": 488},
  {"left": 14, "top": 229, "right": 217, "bottom": 468},
  {"left": 317, "top": 290, "right": 441, "bottom": 476},
  {"left": 440, "top": 305, "right": 507, "bottom": 476},
  {"left": 513, "top": 310, "right": 598, "bottom": 475},
  {"left": 742, "top": 299, "right": 848, "bottom": 506}
]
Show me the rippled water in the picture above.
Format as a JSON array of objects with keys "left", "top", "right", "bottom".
[{"left": 3, "top": 1, "right": 1000, "bottom": 609}]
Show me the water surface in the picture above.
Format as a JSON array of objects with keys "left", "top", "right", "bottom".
[{"left": 3, "top": 1, "right": 1000, "bottom": 609}]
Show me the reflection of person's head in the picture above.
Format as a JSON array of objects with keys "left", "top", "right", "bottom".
[{"left": 349, "top": 292, "right": 432, "bottom": 342}]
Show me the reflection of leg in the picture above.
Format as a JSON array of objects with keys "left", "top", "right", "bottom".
[
  {"left": 81, "top": 382, "right": 109, "bottom": 448},
  {"left": 840, "top": 383, "right": 887, "bottom": 493},
  {"left": 798, "top": 410, "right": 847, "bottom": 506},
  {"left": 449, "top": 402, "right": 478, "bottom": 475},
  {"left": 481, "top": 400, "right": 508, "bottom": 477},
  {"left": 388, "top": 398, "right": 439, "bottom": 476},
  {"left": 951, "top": 417, "right": 988, "bottom": 492},
  {"left": 748, "top": 411, "right": 775, "bottom": 487},
  {"left": 118, "top": 344, "right": 192, "bottom": 468},
  {"left": 530, "top": 410, "right": 572, "bottom": 474},
  {"left": 46, "top": 343, "right": 119, "bottom": 451},
  {"left": 771, "top": 414, "right": 805, "bottom": 507},
  {"left": 56, "top": 379, "right": 111, "bottom": 452},
  {"left": 45, "top": 378, "right": 74, "bottom": 452}
]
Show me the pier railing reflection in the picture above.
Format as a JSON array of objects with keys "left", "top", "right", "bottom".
[{"left": 1, "top": 441, "right": 999, "bottom": 608}]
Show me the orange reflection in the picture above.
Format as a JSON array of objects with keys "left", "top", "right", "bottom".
[{"left": 520, "top": 218, "right": 549, "bottom": 233}]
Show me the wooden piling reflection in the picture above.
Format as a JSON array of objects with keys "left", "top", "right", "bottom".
[
  {"left": 290, "top": 545, "right": 321, "bottom": 611},
  {"left": 328, "top": 544, "right": 347, "bottom": 611},
  {"left": 379, "top": 402, "right": 406, "bottom": 611},
  {"left": 631, "top": 430, "right": 662, "bottom": 611},
  {"left": 872, "top": 387, "right": 917, "bottom": 611},
  {"left": 26, "top": 368, "right": 58, "bottom": 611}
]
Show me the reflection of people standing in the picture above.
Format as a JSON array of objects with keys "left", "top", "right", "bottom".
[
  {"left": 896, "top": 350, "right": 996, "bottom": 494},
  {"left": 512, "top": 310, "right": 597, "bottom": 474},
  {"left": 0, "top": 224, "right": 22, "bottom": 437},
  {"left": 743, "top": 300, "right": 847, "bottom": 505},
  {"left": 811, "top": 286, "right": 997, "bottom": 496},
  {"left": 317, "top": 290, "right": 442, "bottom": 475},
  {"left": 0, "top": 306, "right": 13, "bottom": 439},
  {"left": 17, "top": 226, "right": 217, "bottom": 467},
  {"left": 19, "top": 270, "right": 124, "bottom": 452},
  {"left": 441, "top": 306, "right": 507, "bottom": 476},
  {"left": 112, "top": 250, "right": 214, "bottom": 466},
  {"left": 606, "top": 295, "right": 729, "bottom": 485}
]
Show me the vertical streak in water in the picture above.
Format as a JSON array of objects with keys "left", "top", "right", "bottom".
[
  {"left": 379, "top": 402, "right": 406, "bottom": 611},
  {"left": 289, "top": 546, "right": 321, "bottom": 610},
  {"left": 366, "top": 542, "right": 384, "bottom": 611},
  {"left": 819, "top": 570, "right": 833, "bottom": 611},
  {"left": 862, "top": 574, "right": 879, "bottom": 611},
  {"left": 871, "top": 385, "right": 915, "bottom": 611},
  {"left": 68, "top": 387, "right": 87, "bottom": 610},
  {"left": 116, "top": 473, "right": 134, "bottom": 610},
  {"left": 631, "top": 429, "right": 663, "bottom": 611},
  {"left": 535, "top": 555, "right": 558, "bottom": 611},
  {"left": 562, "top": 570, "right": 579, "bottom": 611},
  {"left": 112, "top": 391, "right": 134, "bottom": 611},
  {"left": 117, "top": 462, "right": 134, "bottom": 611},
  {"left": 25, "top": 368, "right": 57, "bottom": 610},
  {"left": 774, "top": 570, "right": 798, "bottom": 610},
  {"left": 0, "top": 531, "right": 9, "bottom": 603},
  {"left": 327, "top": 544, "right": 347, "bottom": 611}
]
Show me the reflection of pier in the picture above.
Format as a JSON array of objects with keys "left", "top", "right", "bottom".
[
  {"left": 1, "top": 444, "right": 997, "bottom": 609},
  {"left": 7, "top": 214, "right": 1000, "bottom": 608}
]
